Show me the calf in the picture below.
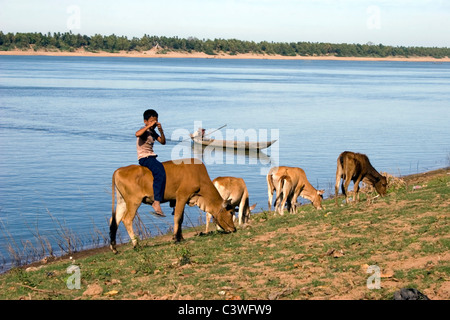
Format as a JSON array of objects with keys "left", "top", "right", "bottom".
[
  {"left": 334, "top": 151, "right": 387, "bottom": 205},
  {"left": 205, "top": 176, "right": 256, "bottom": 233},
  {"left": 267, "top": 166, "right": 324, "bottom": 215}
]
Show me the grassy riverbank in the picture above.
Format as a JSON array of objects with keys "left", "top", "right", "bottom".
[{"left": 0, "top": 168, "right": 448, "bottom": 300}]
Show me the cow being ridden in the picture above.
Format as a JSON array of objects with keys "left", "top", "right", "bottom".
[
  {"left": 204, "top": 176, "right": 256, "bottom": 233},
  {"left": 334, "top": 151, "right": 387, "bottom": 206},
  {"left": 267, "top": 166, "right": 324, "bottom": 215},
  {"left": 110, "top": 159, "right": 236, "bottom": 253}
]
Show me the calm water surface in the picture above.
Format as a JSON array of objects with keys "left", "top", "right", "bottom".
[{"left": 0, "top": 55, "right": 449, "bottom": 268}]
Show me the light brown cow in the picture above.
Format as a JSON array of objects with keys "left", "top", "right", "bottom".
[
  {"left": 205, "top": 176, "right": 256, "bottom": 233},
  {"left": 334, "top": 151, "right": 387, "bottom": 205},
  {"left": 267, "top": 166, "right": 324, "bottom": 215},
  {"left": 110, "top": 159, "right": 236, "bottom": 253}
]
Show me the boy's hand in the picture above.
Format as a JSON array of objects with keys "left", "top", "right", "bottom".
[
  {"left": 146, "top": 119, "right": 157, "bottom": 128},
  {"left": 156, "top": 122, "right": 163, "bottom": 133}
]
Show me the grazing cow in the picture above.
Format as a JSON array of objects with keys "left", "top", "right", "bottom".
[
  {"left": 267, "top": 166, "right": 324, "bottom": 215},
  {"left": 334, "top": 151, "right": 387, "bottom": 205},
  {"left": 110, "top": 159, "right": 236, "bottom": 253},
  {"left": 205, "top": 176, "right": 256, "bottom": 233}
]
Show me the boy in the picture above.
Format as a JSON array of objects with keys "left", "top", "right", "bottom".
[{"left": 136, "top": 109, "right": 166, "bottom": 217}]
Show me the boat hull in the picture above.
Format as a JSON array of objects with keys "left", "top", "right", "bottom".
[{"left": 191, "top": 137, "right": 276, "bottom": 151}]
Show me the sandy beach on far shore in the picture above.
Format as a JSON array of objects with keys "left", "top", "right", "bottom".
[{"left": 1, "top": 48, "right": 449, "bottom": 62}]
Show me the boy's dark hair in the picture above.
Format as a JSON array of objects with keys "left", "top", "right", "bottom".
[{"left": 143, "top": 109, "right": 158, "bottom": 120}]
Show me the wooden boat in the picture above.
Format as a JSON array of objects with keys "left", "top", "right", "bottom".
[{"left": 190, "top": 135, "right": 276, "bottom": 151}]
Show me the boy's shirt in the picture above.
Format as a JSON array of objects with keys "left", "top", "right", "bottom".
[{"left": 136, "top": 127, "right": 160, "bottom": 159}]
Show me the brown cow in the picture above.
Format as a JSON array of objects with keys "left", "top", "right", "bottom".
[
  {"left": 110, "top": 159, "right": 236, "bottom": 253},
  {"left": 334, "top": 151, "right": 387, "bottom": 205},
  {"left": 267, "top": 166, "right": 324, "bottom": 215},
  {"left": 205, "top": 176, "right": 256, "bottom": 233}
]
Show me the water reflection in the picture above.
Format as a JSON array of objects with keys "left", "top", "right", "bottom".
[
  {"left": 191, "top": 142, "right": 279, "bottom": 176},
  {"left": 168, "top": 137, "right": 278, "bottom": 169},
  {"left": 193, "top": 143, "right": 272, "bottom": 161}
]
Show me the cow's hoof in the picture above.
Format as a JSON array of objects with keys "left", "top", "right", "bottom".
[
  {"left": 110, "top": 245, "right": 118, "bottom": 255},
  {"left": 172, "top": 235, "right": 184, "bottom": 242}
]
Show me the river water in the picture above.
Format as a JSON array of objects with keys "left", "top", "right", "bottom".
[{"left": 0, "top": 55, "right": 449, "bottom": 269}]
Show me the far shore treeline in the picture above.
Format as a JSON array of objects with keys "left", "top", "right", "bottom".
[{"left": 1, "top": 31, "right": 449, "bottom": 58}]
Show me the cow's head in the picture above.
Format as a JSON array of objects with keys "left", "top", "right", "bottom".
[
  {"left": 312, "top": 189, "right": 325, "bottom": 210},
  {"left": 374, "top": 176, "right": 388, "bottom": 196},
  {"left": 213, "top": 200, "right": 236, "bottom": 233}
]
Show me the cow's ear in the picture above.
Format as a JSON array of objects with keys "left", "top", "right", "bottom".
[{"left": 317, "top": 189, "right": 325, "bottom": 195}]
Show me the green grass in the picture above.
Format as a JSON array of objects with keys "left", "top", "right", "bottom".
[{"left": 0, "top": 169, "right": 448, "bottom": 300}]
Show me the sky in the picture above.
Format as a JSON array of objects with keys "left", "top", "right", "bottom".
[{"left": 0, "top": 0, "right": 449, "bottom": 47}]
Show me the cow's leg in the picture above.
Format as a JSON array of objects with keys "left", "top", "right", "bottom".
[
  {"left": 278, "top": 181, "right": 290, "bottom": 216},
  {"left": 122, "top": 200, "right": 141, "bottom": 248},
  {"left": 274, "top": 192, "right": 281, "bottom": 215},
  {"left": 242, "top": 197, "right": 250, "bottom": 225},
  {"left": 342, "top": 178, "right": 352, "bottom": 204},
  {"left": 335, "top": 162, "right": 344, "bottom": 206},
  {"left": 110, "top": 191, "right": 126, "bottom": 254},
  {"left": 170, "top": 200, "right": 176, "bottom": 215},
  {"left": 274, "top": 177, "right": 284, "bottom": 215},
  {"left": 267, "top": 192, "right": 273, "bottom": 212},
  {"left": 267, "top": 173, "right": 274, "bottom": 211},
  {"left": 277, "top": 195, "right": 286, "bottom": 215},
  {"left": 353, "top": 175, "right": 363, "bottom": 204},
  {"left": 285, "top": 188, "right": 294, "bottom": 214},
  {"left": 205, "top": 212, "right": 212, "bottom": 233},
  {"left": 286, "top": 195, "right": 292, "bottom": 215},
  {"left": 341, "top": 179, "right": 347, "bottom": 196},
  {"left": 341, "top": 169, "right": 353, "bottom": 204},
  {"left": 334, "top": 178, "right": 340, "bottom": 206},
  {"left": 238, "top": 198, "right": 245, "bottom": 226},
  {"left": 290, "top": 190, "right": 300, "bottom": 214},
  {"left": 280, "top": 194, "right": 290, "bottom": 215},
  {"left": 173, "top": 197, "right": 187, "bottom": 242}
]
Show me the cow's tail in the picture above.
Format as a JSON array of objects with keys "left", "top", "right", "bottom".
[
  {"left": 339, "top": 153, "right": 346, "bottom": 171},
  {"left": 110, "top": 170, "right": 118, "bottom": 254},
  {"left": 277, "top": 174, "right": 290, "bottom": 200}
]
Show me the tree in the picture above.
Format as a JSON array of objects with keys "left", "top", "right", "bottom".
[
  {"left": 89, "top": 34, "right": 104, "bottom": 51},
  {"left": 1, "top": 31, "right": 449, "bottom": 58},
  {"left": 116, "top": 36, "right": 130, "bottom": 51}
]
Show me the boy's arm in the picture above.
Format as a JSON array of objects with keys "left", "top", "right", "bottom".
[
  {"left": 156, "top": 123, "right": 166, "bottom": 145},
  {"left": 135, "top": 121, "right": 156, "bottom": 137}
]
